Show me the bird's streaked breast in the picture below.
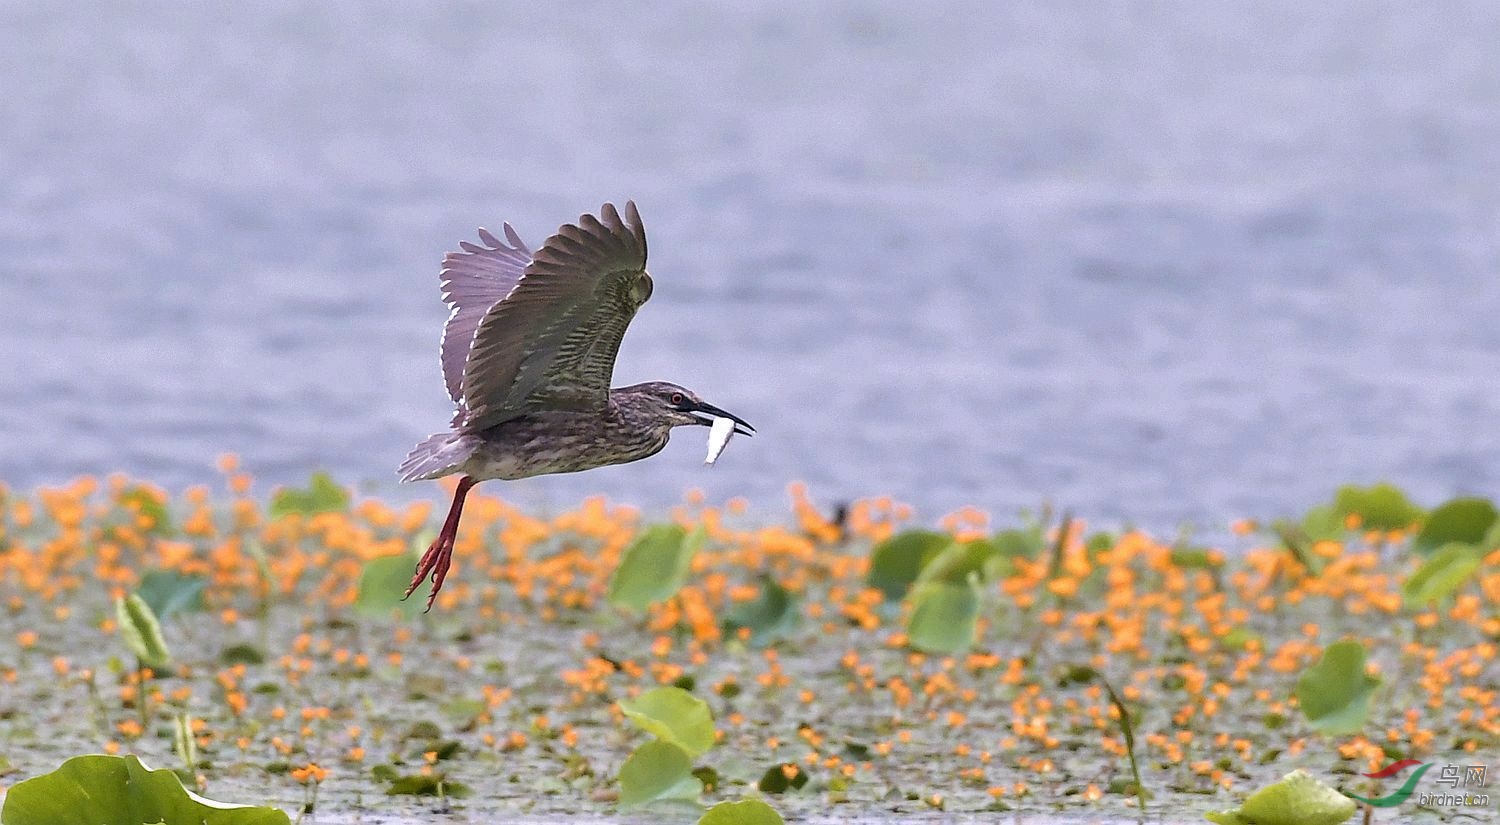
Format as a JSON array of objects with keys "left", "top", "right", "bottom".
[{"left": 467, "top": 411, "right": 670, "bottom": 481}]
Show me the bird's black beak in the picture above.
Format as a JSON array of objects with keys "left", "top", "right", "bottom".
[{"left": 685, "top": 401, "right": 755, "bottom": 436}]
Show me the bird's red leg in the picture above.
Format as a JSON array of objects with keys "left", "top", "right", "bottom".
[{"left": 404, "top": 475, "right": 477, "bottom": 612}]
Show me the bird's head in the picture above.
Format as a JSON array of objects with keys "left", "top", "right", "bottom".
[{"left": 621, "top": 382, "right": 755, "bottom": 435}]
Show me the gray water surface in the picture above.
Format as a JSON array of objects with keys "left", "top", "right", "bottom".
[{"left": 3, "top": 2, "right": 1499, "bottom": 528}]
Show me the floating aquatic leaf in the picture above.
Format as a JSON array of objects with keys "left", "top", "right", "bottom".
[
  {"left": 116, "top": 592, "right": 171, "bottom": 669},
  {"left": 992, "top": 525, "right": 1047, "bottom": 560},
  {"left": 618, "top": 686, "right": 715, "bottom": 758},
  {"left": 1272, "top": 505, "right": 1345, "bottom": 573},
  {"left": 867, "top": 530, "right": 952, "bottom": 601},
  {"left": 722, "top": 574, "right": 799, "bottom": 644},
  {"left": 1332, "top": 482, "right": 1422, "bottom": 532},
  {"left": 136, "top": 569, "right": 207, "bottom": 621},
  {"left": 757, "top": 763, "right": 809, "bottom": 794},
  {"left": 607, "top": 525, "right": 702, "bottom": 611},
  {"left": 1220, "top": 626, "right": 1261, "bottom": 651},
  {"left": 618, "top": 740, "right": 698, "bottom": 806},
  {"left": 916, "top": 538, "right": 1010, "bottom": 585},
  {"left": 120, "top": 486, "right": 174, "bottom": 536},
  {"left": 699, "top": 799, "right": 785, "bottom": 825},
  {"left": 1300, "top": 505, "right": 1346, "bottom": 541},
  {"left": 1169, "top": 546, "right": 1220, "bottom": 569},
  {"left": 0, "top": 754, "right": 289, "bottom": 825},
  {"left": 1295, "top": 641, "right": 1380, "bottom": 735},
  {"left": 404, "top": 720, "right": 443, "bottom": 741},
  {"left": 385, "top": 775, "right": 439, "bottom": 796},
  {"left": 842, "top": 741, "right": 873, "bottom": 760},
  {"left": 268, "top": 471, "right": 349, "bottom": 518},
  {"left": 691, "top": 766, "right": 721, "bottom": 792},
  {"left": 1412, "top": 497, "right": 1497, "bottom": 556},
  {"left": 1085, "top": 531, "right": 1116, "bottom": 556},
  {"left": 906, "top": 578, "right": 980, "bottom": 655},
  {"left": 1205, "top": 769, "right": 1355, "bottom": 825},
  {"left": 220, "top": 644, "right": 266, "bottom": 666},
  {"left": 384, "top": 773, "right": 471, "bottom": 797},
  {"left": 1403, "top": 542, "right": 1484, "bottom": 607},
  {"left": 422, "top": 740, "right": 462, "bottom": 761},
  {"left": 355, "top": 550, "right": 431, "bottom": 618},
  {"left": 441, "top": 698, "right": 487, "bottom": 728}
]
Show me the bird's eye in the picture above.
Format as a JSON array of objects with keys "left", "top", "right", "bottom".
[{"left": 670, "top": 393, "right": 684, "bottom": 406}]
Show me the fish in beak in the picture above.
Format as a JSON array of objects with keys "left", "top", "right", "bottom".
[{"left": 686, "top": 401, "right": 754, "bottom": 437}]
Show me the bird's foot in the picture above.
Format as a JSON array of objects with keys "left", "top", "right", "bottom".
[{"left": 403, "top": 530, "right": 456, "bottom": 613}]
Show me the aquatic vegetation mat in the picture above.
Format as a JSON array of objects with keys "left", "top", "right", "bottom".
[{"left": 0, "top": 468, "right": 1495, "bottom": 822}]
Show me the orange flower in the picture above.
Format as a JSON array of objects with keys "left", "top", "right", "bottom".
[{"left": 290, "top": 763, "right": 328, "bottom": 784}]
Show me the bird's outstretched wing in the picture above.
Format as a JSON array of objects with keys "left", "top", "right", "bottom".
[
  {"left": 457, "top": 201, "right": 651, "bottom": 430},
  {"left": 438, "top": 224, "right": 531, "bottom": 406}
]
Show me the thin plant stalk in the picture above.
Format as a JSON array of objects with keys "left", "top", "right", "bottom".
[
  {"left": 1091, "top": 669, "right": 1147, "bottom": 814},
  {"left": 83, "top": 668, "right": 111, "bottom": 739},
  {"left": 1046, "top": 511, "right": 1074, "bottom": 581},
  {"left": 1027, "top": 512, "right": 1075, "bottom": 660},
  {"left": 137, "top": 658, "right": 150, "bottom": 730}
]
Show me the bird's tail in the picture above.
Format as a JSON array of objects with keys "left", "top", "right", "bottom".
[{"left": 398, "top": 431, "right": 480, "bottom": 483}]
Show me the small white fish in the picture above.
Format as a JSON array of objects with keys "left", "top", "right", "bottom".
[{"left": 704, "top": 416, "right": 736, "bottom": 465}]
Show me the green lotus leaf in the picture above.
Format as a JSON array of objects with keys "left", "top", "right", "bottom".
[
  {"left": 1332, "top": 483, "right": 1422, "bottom": 532},
  {"left": 0, "top": 754, "right": 289, "bottom": 825},
  {"left": 722, "top": 574, "right": 799, "bottom": 644},
  {"left": 355, "top": 548, "right": 431, "bottom": 618},
  {"left": 120, "top": 486, "right": 174, "bottom": 536},
  {"left": 1294, "top": 641, "right": 1379, "bottom": 736},
  {"left": 906, "top": 578, "right": 980, "bottom": 655},
  {"left": 1205, "top": 769, "right": 1355, "bottom": 825},
  {"left": 1404, "top": 542, "right": 1484, "bottom": 607},
  {"left": 618, "top": 686, "right": 715, "bottom": 758},
  {"left": 136, "top": 570, "right": 207, "bottom": 621},
  {"left": 608, "top": 525, "right": 702, "bottom": 611},
  {"left": 916, "top": 538, "right": 1011, "bottom": 585},
  {"left": 1412, "top": 497, "right": 1497, "bottom": 556},
  {"left": 699, "top": 799, "right": 785, "bottom": 825},
  {"left": 867, "top": 530, "right": 952, "bottom": 601},
  {"left": 993, "top": 525, "right": 1047, "bottom": 559},
  {"left": 268, "top": 471, "right": 348, "bottom": 518},
  {"left": 618, "top": 740, "right": 698, "bottom": 806}
]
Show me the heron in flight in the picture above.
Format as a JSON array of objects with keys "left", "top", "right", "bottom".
[{"left": 399, "top": 201, "right": 753, "bottom": 610}]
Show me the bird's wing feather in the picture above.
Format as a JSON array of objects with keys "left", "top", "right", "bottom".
[
  {"left": 459, "top": 201, "right": 650, "bottom": 430},
  {"left": 439, "top": 223, "right": 531, "bottom": 405}
]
